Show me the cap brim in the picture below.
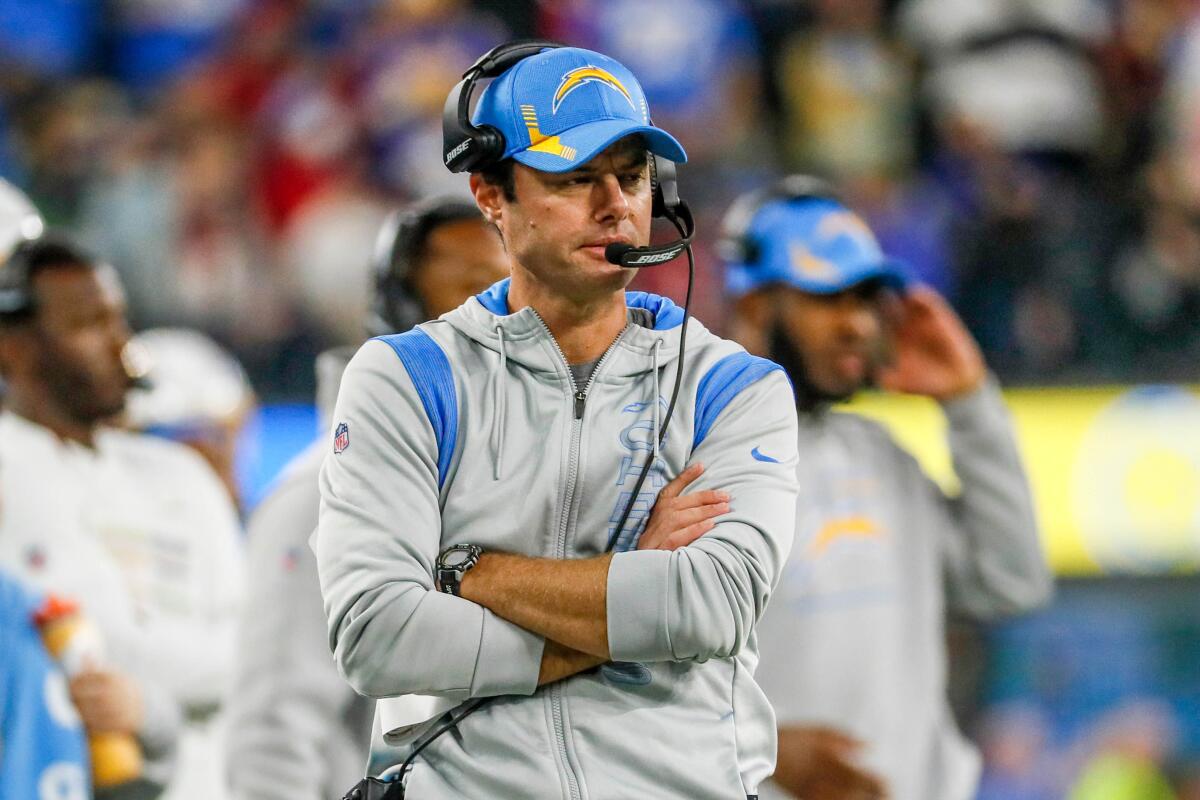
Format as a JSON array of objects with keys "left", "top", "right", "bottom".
[
  {"left": 511, "top": 120, "right": 687, "bottom": 173},
  {"left": 790, "top": 259, "right": 910, "bottom": 295},
  {"left": 726, "top": 258, "right": 910, "bottom": 299}
]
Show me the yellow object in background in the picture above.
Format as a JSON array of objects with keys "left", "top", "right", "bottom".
[
  {"left": 845, "top": 386, "right": 1200, "bottom": 576},
  {"left": 35, "top": 595, "right": 144, "bottom": 787}
]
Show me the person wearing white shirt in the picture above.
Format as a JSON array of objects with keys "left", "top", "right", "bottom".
[{"left": 0, "top": 235, "right": 244, "bottom": 800}]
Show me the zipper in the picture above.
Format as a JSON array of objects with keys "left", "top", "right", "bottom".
[
  {"left": 529, "top": 308, "right": 627, "bottom": 421},
  {"left": 528, "top": 309, "right": 628, "bottom": 800}
]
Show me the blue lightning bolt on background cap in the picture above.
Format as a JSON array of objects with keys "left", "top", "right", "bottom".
[{"left": 472, "top": 46, "right": 687, "bottom": 173}]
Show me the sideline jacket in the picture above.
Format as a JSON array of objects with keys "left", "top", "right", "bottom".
[
  {"left": 0, "top": 411, "right": 244, "bottom": 800},
  {"left": 315, "top": 278, "right": 800, "bottom": 799},
  {"left": 754, "top": 382, "right": 1052, "bottom": 800},
  {"left": 226, "top": 348, "right": 374, "bottom": 799}
]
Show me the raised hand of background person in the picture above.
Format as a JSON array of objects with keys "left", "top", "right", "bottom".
[
  {"left": 637, "top": 463, "right": 731, "bottom": 552},
  {"left": 876, "top": 286, "right": 986, "bottom": 402},
  {"left": 69, "top": 668, "right": 143, "bottom": 735},
  {"left": 774, "top": 725, "right": 888, "bottom": 800}
]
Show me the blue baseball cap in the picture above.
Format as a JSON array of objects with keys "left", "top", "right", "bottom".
[
  {"left": 472, "top": 46, "right": 687, "bottom": 173},
  {"left": 724, "top": 197, "right": 909, "bottom": 298}
]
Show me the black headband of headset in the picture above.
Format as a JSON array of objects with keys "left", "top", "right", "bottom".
[
  {"left": 366, "top": 197, "right": 484, "bottom": 337},
  {"left": 717, "top": 175, "right": 841, "bottom": 266},
  {"left": 442, "top": 39, "right": 564, "bottom": 174},
  {"left": 0, "top": 234, "right": 96, "bottom": 320}
]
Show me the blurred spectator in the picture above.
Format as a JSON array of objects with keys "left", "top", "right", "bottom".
[
  {"left": 1160, "top": 8, "right": 1200, "bottom": 208},
  {"left": 1095, "top": 157, "right": 1200, "bottom": 380},
  {"left": 775, "top": 0, "right": 915, "bottom": 180},
  {"left": 0, "top": 0, "right": 99, "bottom": 79},
  {"left": 15, "top": 80, "right": 134, "bottom": 226},
  {"left": 107, "top": 0, "right": 246, "bottom": 95},
  {"left": 77, "top": 115, "right": 303, "bottom": 365},
  {"left": 1067, "top": 699, "right": 1180, "bottom": 800},
  {"left": 894, "top": 0, "right": 1120, "bottom": 380},
  {"left": 540, "top": 0, "right": 769, "bottom": 166},
  {"left": 124, "top": 327, "right": 257, "bottom": 511},
  {"left": 975, "top": 703, "right": 1059, "bottom": 800},
  {"left": 346, "top": 0, "right": 507, "bottom": 198}
]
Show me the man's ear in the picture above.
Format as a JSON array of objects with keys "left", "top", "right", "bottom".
[{"left": 470, "top": 173, "right": 504, "bottom": 230}]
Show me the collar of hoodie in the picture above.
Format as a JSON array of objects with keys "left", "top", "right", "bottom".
[
  {"left": 442, "top": 278, "right": 687, "bottom": 381},
  {"left": 442, "top": 278, "right": 686, "bottom": 481}
]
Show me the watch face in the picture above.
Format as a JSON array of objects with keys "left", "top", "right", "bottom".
[{"left": 443, "top": 549, "right": 474, "bottom": 568}]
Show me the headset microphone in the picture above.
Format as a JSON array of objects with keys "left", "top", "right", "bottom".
[{"left": 604, "top": 201, "right": 695, "bottom": 268}]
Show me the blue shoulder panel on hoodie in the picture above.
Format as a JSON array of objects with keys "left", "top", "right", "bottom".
[
  {"left": 476, "top": 279, "right": 684, "bottom": 330},
  {"left": 475, "top": 278, "right": 511, "bottom": 315},
  {"left": 693, "top": 352, "right": 785, "bottom": 450},
  {"left": 374, "top": 330, "right": 458, "bottom": 490},
  {"left": 625, "top": 291, "right": 684, "bottom": 330}
]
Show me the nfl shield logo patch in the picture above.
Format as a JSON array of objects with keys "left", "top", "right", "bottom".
[{"left": 333, "top": 422, "right": 350, "bottom": 454}]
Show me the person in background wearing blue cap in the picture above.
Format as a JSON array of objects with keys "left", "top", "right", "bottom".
[
  {"left": 315, "top": 44, "right": 800, "bottom": 799},
  {"left": 720, "top": 179, "right": 1053, "bottom": 800}
]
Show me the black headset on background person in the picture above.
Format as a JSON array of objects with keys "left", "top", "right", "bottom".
[
  {"left": 366, "top": 197, "right": 485, "bottom": 338},
  {"left": 716, "top": 174, "right": 842, "bottom": 268},
  {"left": 342, "top": 42, "right": 703, "bottom": 800},
  {"left": 0, "top": 235, "right": 42, "bottom": 319}
]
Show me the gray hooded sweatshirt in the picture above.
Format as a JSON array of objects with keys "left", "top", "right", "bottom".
[
  {"left": 225, "top": 348, "right": 373, "bottom": 799},
  {"left": 755, "top": 382, "right": 1053, "bottom": 800},
  {"left": 315, "top": 279, "right": 800, "bottom": 799}
]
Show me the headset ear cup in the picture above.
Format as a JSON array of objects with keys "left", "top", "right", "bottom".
[
  {"left": 650, "top": 155, "right": 679, "bottom": 219},
  {"left": 470, "top": 125, "right": 506, "bottom": 172}
]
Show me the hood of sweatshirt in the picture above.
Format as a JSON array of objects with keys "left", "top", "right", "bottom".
[{"left": 441, "top": 277, "right": 708, "bottom": 380}]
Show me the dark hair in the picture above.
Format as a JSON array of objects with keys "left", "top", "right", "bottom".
[
  {"left": 0, "top": 235, "right": 96, "bottom": 325},
  {"left": 478, "top": 158, "right": 516, "bottom": 202}
]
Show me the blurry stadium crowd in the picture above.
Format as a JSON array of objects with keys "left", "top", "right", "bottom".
[{"left": 1, "top": 0, "right": 1199, "bottom": 399}]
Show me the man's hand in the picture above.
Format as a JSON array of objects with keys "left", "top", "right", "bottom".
[
  {"left": 774, "top": 725, "right": 888, "bottom": 800},
  {"left": 637, "top": 463, "right": 730, "bottom": 551},
  {"left": 876, "top": 286, "right": 985, "bottom": 402},
  {"left": 69, "top": 669, "right": 143, "bottom": 735}
]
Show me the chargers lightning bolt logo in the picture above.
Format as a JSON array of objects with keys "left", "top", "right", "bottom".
[{"left": 552, "top": 66, "right": 635, "bottom": 114}]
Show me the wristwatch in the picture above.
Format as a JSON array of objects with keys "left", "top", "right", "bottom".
[{"left": 436, "top": 544, "right": 483, "bottom": 596}]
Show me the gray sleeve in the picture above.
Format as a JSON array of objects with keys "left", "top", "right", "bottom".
[
  {"left": 938, "top": 378, "right": 1054, "bottom": 619},
  {"left": 606, "top": 371, "right": 799, "bottom": 662},
  {"left": 226, "top": 461, "right": 369, "bottom": 800},
  {"left": 315, "top": 341, "right": 545, "bottom": 700}
]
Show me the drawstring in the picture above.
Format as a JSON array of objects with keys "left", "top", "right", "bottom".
[
  {"left": 492, "top": 325, "right": 508, "bottom": 480},
  {"left": 651, "top": 339, "right": 663, "bottom": 464}
]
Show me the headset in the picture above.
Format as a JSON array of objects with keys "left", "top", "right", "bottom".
[
  {"left": 366, "top": 197, "right": 486, "bottom": 338},
  {"left": 341, "top": 43, "right": 702, "bottom": 800},
  {"left": 0, "top": 236, "right": 39, "bottom": 318},
  {"left": 716, "top": 174, "right": 841, "bottom": 267}
]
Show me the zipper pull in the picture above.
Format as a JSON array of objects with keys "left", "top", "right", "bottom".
[{"left": 574, "top": 390, "right": 586, "bottom": 419}]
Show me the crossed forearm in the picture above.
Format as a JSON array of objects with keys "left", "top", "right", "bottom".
[{"left": 458, "top": 552, "right": 614, "bottom": 659}]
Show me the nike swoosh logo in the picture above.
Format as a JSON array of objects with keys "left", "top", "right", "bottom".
[{"left": 751, "top": 446, "right": 780, "bottom": 463}]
